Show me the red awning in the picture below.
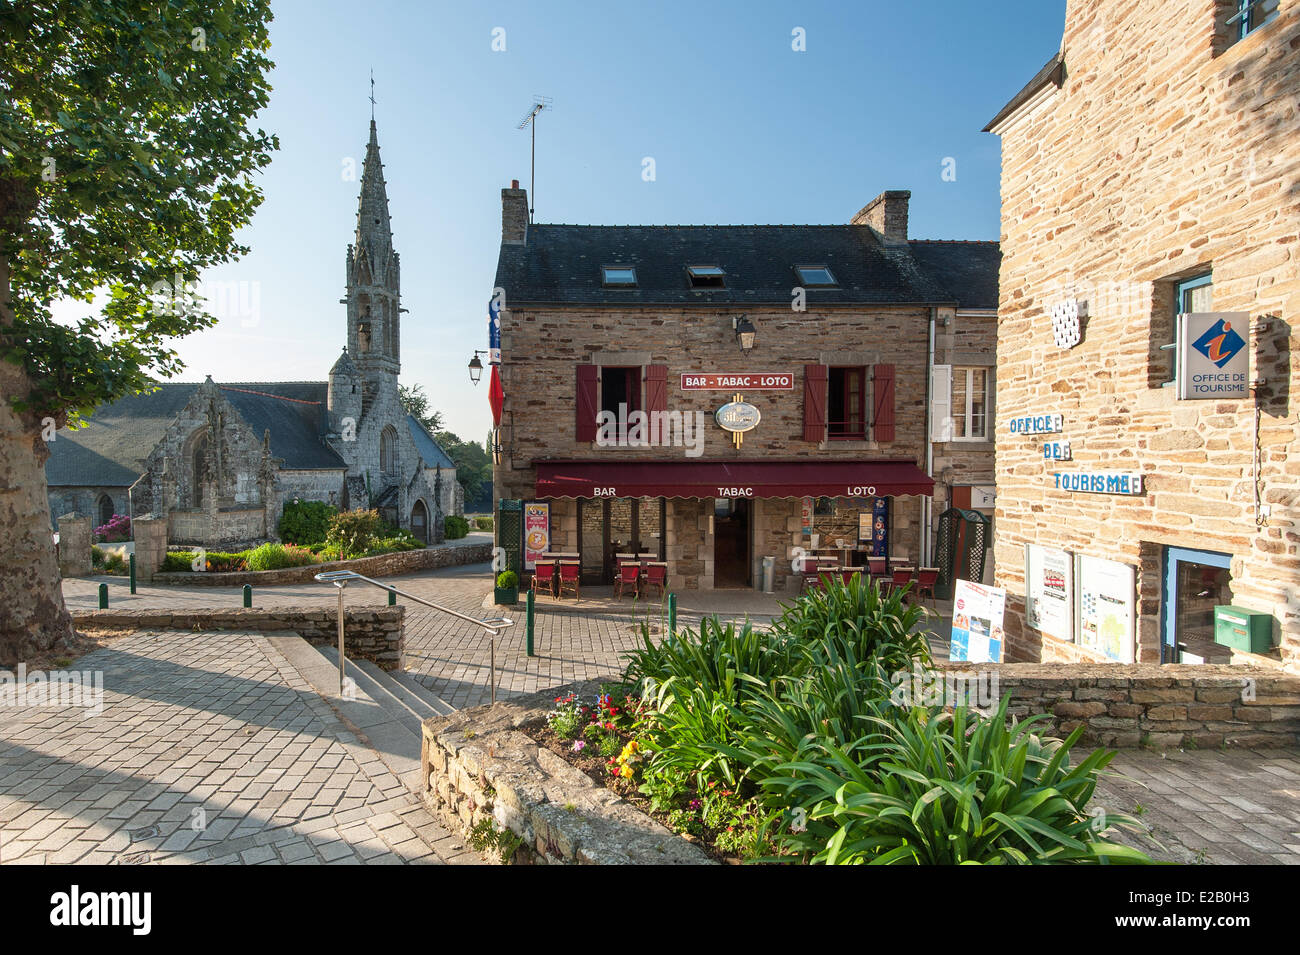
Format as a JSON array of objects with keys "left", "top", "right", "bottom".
[{"left": 534, "top": 459, "right": 934, "bottom": 499}]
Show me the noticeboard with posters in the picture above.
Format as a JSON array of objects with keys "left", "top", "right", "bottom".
[
  {"left": 949, "top": 579, "right": 1007, "bottom": 664},
  {"left": 523, "top": 502, "right": 550, "bottom": 570},
  {"left": 1025, "top": 544, "right": 1073, "bottom": 642},
  {"left": 1075, "top": 554, "right": 1136, "bottom": 663}
]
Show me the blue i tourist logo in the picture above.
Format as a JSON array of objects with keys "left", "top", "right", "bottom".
[{"left": 1191, "top": 318, "right": 1245, "bottom": 368}]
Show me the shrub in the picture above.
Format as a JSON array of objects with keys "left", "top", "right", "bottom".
[
  {"left": 245, "top": 542, "right": 319, "bottom": 571},
  {"left": 91, "top": 545, "right": 104, "bottom": 568},
  {"left": 762, "top": 698, "right": 1152, "bottom": 865},
  {"left": 326, "top": 509, "right": 386, "bottom": 559},
  {"left": 496, "top": 570, "right": 518, "bottom": 589},
  {"left": 93, "top": 513, "right": 131, "bottom": 543},
  {"left": 279, "top": 499, "right": 337, "bottom": 546},
  {"left": 474, "top": 515, "right": 493, "bottom": 531},
  {"left": 160, "top": 550, "right": 247, "bottom": 572},
  {"left": 444, "top": 514, "right": 469, "bottom": 539},
  {"left": 103, "top": 551, "right": 126, "bottom": 574}
]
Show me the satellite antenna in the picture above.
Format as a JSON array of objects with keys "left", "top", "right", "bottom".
[{"left": 517, "top": 96, "right": 552, "bottom": 223}]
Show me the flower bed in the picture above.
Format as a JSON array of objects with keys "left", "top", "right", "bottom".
[{"left": 526, "top": 576, "right": 1156, "bottom": 865}]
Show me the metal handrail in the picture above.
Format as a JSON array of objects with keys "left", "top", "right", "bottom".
[{"left": 314, "top": 570, "right": 515, "bottom": 703}]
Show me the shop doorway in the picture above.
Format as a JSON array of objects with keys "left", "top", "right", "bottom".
[
  {"left": 577, "top": 497, "right": 665, "bottom": 585},
  {"left": 713, "top": 498, "right": 751, "bottom": 588},
  {"left": 1162, "top": 546, "right": 1233, "bottom": 663}
]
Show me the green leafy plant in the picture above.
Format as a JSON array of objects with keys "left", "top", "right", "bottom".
[
  {"left": 474, "top": 516, "right": 493, "bottom": 531},
  {"left": 466, "top": 817, "right": 523, "bottom": 863},
  {"left": 278, "top": 499, "right": 337, "bottom": 546},
  {"left": 326, "top": 509, "right": 386, "bottom": 559},
  {"left": 496, "top": 570, "right": 518, "bottom": 589},
  {"left": 244, "top": 541, "right": 318, "bottom": 571},
  {"left": 546, "top": 693, "right": 590, "bottom": 740},
  {"left": 444, "top": 514, "right": 470, "bottom": 539},
  {"left": 762, "top": 697, "right": 1153, "bottom": 865}
]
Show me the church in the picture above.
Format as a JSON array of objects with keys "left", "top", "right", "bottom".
[{"left": 44, "top": 119, "right": 458, "bottom": 547}]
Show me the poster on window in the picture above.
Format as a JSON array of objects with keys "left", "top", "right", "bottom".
[
  {"left": 870, "top": 498, "right": 888, "bottom": 555},
  {"left": 1025, "top": 544, "right": 1073, "bottom": 642},
  {"left": 1075, "top": 554, "right": 1135, "bottom": 663},
  {"left": 801, "top": 497, "right": 813, "bottom": 537},
  {"left": 949, "top": 579, "right": 1006, "bottom": 664},
  {"left": 523, "top": 502, "right": 550, "bottom": 570}
]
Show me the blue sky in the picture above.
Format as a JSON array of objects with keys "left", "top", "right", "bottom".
[{"left": 95, "top": 0, "right": 1068, "bottom": 442}]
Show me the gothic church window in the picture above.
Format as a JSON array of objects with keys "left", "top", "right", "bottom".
[{"left": 380, "top": 425, "right": 398, "bottom": 475}]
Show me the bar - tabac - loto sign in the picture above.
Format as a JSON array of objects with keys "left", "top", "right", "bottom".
[{"left": 681, "top": 373, "right": 794, "bottom": 390}]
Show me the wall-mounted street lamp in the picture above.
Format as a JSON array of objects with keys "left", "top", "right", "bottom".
[
  {"left": 468, "top": 350, "right": 490, "bottom": 385},
  {"left": 733, "top": 314, "right": 756, "bottom": 351}
]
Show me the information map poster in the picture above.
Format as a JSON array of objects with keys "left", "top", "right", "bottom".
[
  {"left": 1075, "top": 554, "right": 1136, "bottom": 663},
  {"left": 949, "top": 579, "right": 1007, "bottom": 664},
  {"left": 523, "top": 502, "right": 550, "bottom": 570},
  {"left": 1025, "top": 544, "right": 1073, "bottom": 642}
]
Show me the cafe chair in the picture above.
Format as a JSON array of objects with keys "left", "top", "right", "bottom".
[
  {"left": 558, "top": 560, "right": 581, "bottom": 600},
  {"left": 888, "top": 566, "right": 916, "bottom": 599},
  {"left": 866, "top": 556, "right": 887, "bottom": 580},
  {"left": 644, "top": 562, "right": 668, "bottom": 599},
  {"left": 916, "top": 567, "right": 940, "bottom": 613},
  {"left": 614, "top": 561, "right": 641, "bottom": 601},
  {"left": 839, "top": 566, "right": 861, "bottom": 587},
  {"left": 531, "top": 560, "right": 557, "bottom": 598}
]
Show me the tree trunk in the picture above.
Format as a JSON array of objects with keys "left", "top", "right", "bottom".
[{"left": 0, "top": 251, "right": 75, "bottom": 665}]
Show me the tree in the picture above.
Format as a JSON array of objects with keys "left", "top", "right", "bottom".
[
  {"left": 434, "top": 430, "right": 492, "bottom": 511},
  {"left": 0, "top": 2, "right": 277, "bottom": 663},
  {"left": 398, "top": 382, "right": 443, "bottom": 434}
]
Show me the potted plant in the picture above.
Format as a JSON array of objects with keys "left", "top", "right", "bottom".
[{"left": 494, "top": 570, "right": 519, "bottom": 606}]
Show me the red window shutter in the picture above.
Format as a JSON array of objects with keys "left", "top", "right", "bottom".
[
  {"left": 576, "top": 364, "right": 599, "bottom": 442},
  {"left": 873, "top": 363, "right": 896, "bottom": 443},
  {"left": 645, "top": 364, "right": 668, "bottom": 443},
  {"left": 803, "top": 364, "right": 827, "bottom": 443}
]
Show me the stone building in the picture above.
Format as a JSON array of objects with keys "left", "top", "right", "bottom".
[
  {"left": 491, "top": 183, "right": 999, "bottom": 591},
  {"left": 45, "top": 119, "right": 456, "bottom": 546},
  {"left": 985, "top": 0, "right": 1297, "bottom": 667}
]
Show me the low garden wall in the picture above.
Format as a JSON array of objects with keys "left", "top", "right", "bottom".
[
  {"left": 421, "top": 681, "right": 713, "bottom": 865},
  {"left": 72, "top": 605, "right": 405, "bottom": 669},
  {"left": 151, "top": 538, "right": 492, "bottom": 587},
  {"left": 933, "top": 661, "right": 1300, "bottom": 748}
]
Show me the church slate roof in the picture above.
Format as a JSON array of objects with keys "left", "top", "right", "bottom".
[
  {"left": 406, "top": 414, "right": 456, "bottom": 470},
  {"left": 45, "top": 381, "right": 347, "bottom": 487},
  {"left": 494, "top": 224, "right": 999, "bottom": 308}
]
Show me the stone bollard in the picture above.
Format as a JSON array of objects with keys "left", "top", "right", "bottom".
[
  {"left": 56, "top": 514, "right": 93, "bottom": 578},
  {"left": 131, "top": 515, "right": 167, "bottom": 583}
]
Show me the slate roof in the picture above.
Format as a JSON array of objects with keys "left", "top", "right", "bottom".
[
  {"left": 45, "top": 381, "right": 346, "bottom": 487},
  {"left": 907, "top": 241, "right": 1002, "bottom": 311},
  {"left": 406, "top": 414, "right": 456, "bottom": 470},
  {"left": 495, "top": 224, "right": 976, "bottom": 307}
]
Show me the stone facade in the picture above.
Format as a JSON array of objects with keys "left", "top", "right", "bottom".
[
  {"left": 987, "top": 2, "right": 1300, "bottom": 667},
  {"left": 492, "top": 188, "right": 999, "bottom": 590}
]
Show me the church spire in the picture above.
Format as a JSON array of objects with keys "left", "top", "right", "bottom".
[
  {"left": 354, "top": 116, "right": 392, "bottom": 261},
  {"left": 345, "top": 109, "right": 401, "bottom": 384}
]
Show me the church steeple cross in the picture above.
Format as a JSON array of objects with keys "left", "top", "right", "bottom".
[{"left": 369, "top": 70, "right": 376, "bottom": 120}]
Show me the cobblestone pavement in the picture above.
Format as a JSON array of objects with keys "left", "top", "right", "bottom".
[
  {"left": 59, "top": 564, "right": 1300, "bottom": 864},
  {"left": 0, "top": 629, "right": 480, "bottom": 865}
]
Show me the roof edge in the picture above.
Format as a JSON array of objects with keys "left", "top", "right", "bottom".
[{"left": 983, "top": 53, "right": 1065, "bottom": 133}]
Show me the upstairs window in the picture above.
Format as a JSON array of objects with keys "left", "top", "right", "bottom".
[
  {"left": 827, "top": 366, "right": 866, "bottom": 439},
  {"left": 794, "top": 265, "right": 837, "bottom": 288},
  {"left": 601, "top": 366, "right": 642, "bottom": 417},
  {"left": 1229, "top": 0, "right": 1278, "bottom": 42},
  {"left": 951, "top": 367, "right": 989, "bottom": 440},
  {"left": 602, "top": 266, "right": 637, "bottom": 287},
  {"left": 1163, "top": 273, "right": 1213, "bottom": 386},
  {"left": 686, "top": 265, "right": 726, "bottom": 289}
]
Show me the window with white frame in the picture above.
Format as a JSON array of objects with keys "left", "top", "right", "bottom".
[{"left": 951, "top": 367, "right": 989, "bottom": 440}]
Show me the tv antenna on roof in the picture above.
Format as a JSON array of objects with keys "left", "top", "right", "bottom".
[{"left": 517, "top": 96, "right": 552, "bottom": 223}]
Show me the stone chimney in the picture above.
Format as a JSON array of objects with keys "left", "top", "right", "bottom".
[
  {"left": 852, "top": 190, "right": 911, "bottom": 246},
  {"left": 502, "top": 179, "right": 528, "bottom": 245}
]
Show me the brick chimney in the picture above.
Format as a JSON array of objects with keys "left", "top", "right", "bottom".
[
  {"left": 852, "top": 190, "right": 910, "bottom": 246},
  {"left": 502, "top": 179, "right": 528, "bottom": 245}
]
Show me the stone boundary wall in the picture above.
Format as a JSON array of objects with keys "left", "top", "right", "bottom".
[
  {"left": 151, "top": 538, "right": 492, "bottom": 587},
  {"left": 933, "top": 661, "right": 1300, "bottom": 748},
  {"left": 71, "top": 605, "right": 404, "bottom": 669},
  {"left": 421, "top": 681, "right": 714, "bottom": 865}
]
